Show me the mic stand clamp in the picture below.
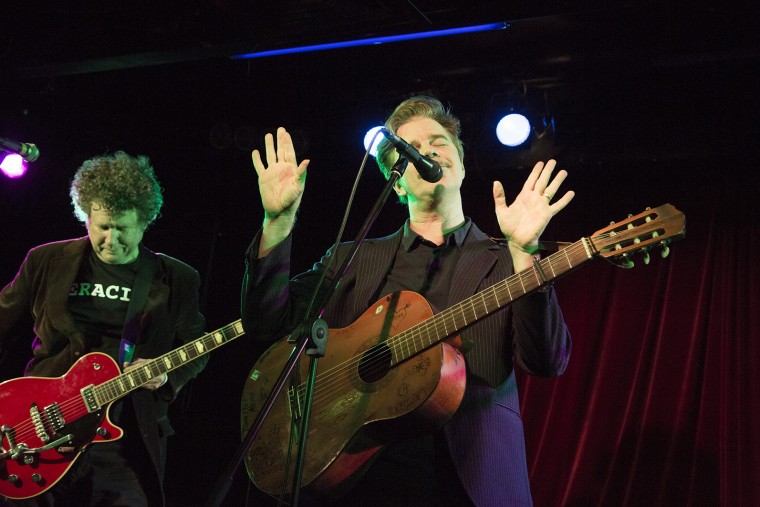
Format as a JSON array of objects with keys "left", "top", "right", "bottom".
[{"left": 290, "top": 318, "right": 328, "bottom": 358}]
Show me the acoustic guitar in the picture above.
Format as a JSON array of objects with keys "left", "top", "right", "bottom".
[{"left": 240, "top": 204, "right": 686, "bottom": 499}]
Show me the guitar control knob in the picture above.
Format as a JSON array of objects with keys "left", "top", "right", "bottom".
[
  {"left": 32, "top": 473, "right": 43, "bottom": 483},
  {"left": 96, "top": 427, "right": 108, "bottom": 437},
  {"left": 7, "top": 474, "right": 19, "bottom": 483}
]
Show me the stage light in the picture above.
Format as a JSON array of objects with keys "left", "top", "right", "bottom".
[
  {"left": 1, "top": 153, "right": 28, "bottom": 178},
  {"left": 233, "top": 23, "right": 508, "bottom": 59},
  {"left": 496, "top": 113, "right": 532, "bottom": 147},
  {"left": 363, "top": 126, "right": 385, "bottom": 157}
]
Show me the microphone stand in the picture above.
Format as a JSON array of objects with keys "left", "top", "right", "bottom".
[{"left": 206, "top": 159, "right": 408, "bottom": 507}]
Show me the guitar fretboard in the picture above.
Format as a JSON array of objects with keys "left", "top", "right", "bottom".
[
  {"left": 92, "top": 320, "right": 245, "bottom": 406},
  {"left": 388, "top": 237, "right": 594, "bottom": 364}
]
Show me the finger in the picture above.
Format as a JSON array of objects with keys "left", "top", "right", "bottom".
[
  {"left": 252, "top": 150, "right": 265, "bottom": 177},
  {"left": 549, "top": 190, "right": 576, "bottom": 214},
  {"left": 277, "top": 127, "right": 295, "bottom": 164},
  {"left": 264, "top": 132, "right": 276, "bottom": 166},
  {"left": 296, "top": 159, "right": 310, "bottom": 180},
  {"left": 538, "top": 159, "right": 557, "bottom": 191},
  {"left": 492, "top": 181, "right": 507, "bottom": 208},
  {"left": 543, "top": 169, "right": 568, "bottom": 198},
  {"left": 523, "top": 160, "right": 545, "bottom": 191}
]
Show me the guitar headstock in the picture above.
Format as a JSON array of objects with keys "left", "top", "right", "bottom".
[{"left": 589, "top": 204, "right": 685, "bottom": 268}]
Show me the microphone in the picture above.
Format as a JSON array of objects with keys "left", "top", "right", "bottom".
[
  {"left": 380, "top": 128, "right": 442, "bottom": 183},
  {"left": 0, "top": 137, "right": 40, "bottom": 162}
]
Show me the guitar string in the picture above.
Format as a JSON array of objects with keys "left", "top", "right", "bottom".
[
  {"left": 5, "top": 232, "right": 621, "bottom": 447},
  {"left": 3, "top": 239, "right": 587, "bottom": 446},
  {"left": 300, "top": 233, "right": 614, "bottom": 412},
  {"left": 299, "top": 240, "right": 586, "bottom": 404},
  {"left": 329, "top": 227, "right": 653, "bottom": 397},
  {"left": 291, "top": 239, "right": 593, "bottom": 410},
  {"left": 6, "top": 221, "right": 662, "bottom": 450},
  {"left": 296, "top": 263, "right": 554, "bottom": 408},
  {"left": 5, "top": 322, "right": 244, "bottom": 446}
]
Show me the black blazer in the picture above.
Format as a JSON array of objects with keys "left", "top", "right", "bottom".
[{"left": 0, "top": 237, "right": 207, "bottom": 505}]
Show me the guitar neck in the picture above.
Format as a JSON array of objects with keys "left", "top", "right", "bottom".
[
  {"left": 93, "top": 320, "right": 245, "bottom": 407},
  {"left": 389, "top": 237, "right": 595, "bottom": 365}
]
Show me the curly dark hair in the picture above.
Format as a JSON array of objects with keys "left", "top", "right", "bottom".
[
  {"left": 376, "top": 95, "right": 464, "bottom": 204},
  {"left": 69, "top": 151, "right": 163, "bottom": 226}
]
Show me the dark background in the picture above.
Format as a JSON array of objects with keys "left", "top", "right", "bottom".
[{"left": 2, "top": 1, "right": 758, "bottom": 505}]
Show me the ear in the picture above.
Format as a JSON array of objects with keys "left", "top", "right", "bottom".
[{"left": 393, "top": 181, "right": 407, "bottom": 199}]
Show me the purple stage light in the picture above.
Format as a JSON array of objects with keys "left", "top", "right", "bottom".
[{"left": 1, "top": 153, "right": 28, "bottom": 178}]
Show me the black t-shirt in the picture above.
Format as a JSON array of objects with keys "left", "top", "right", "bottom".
[{"left": 68, "top": 250, "right": 139, "bottom": 363}]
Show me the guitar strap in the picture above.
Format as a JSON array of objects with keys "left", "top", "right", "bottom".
[{"left": 119, "top": 249, "right": 158, "bottom": 366}]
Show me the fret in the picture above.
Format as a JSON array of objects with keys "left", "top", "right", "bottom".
[
  {"left": 492, "top": 285, "right": 501, "bottom": 307},
  {"left": 409, "top": 329, "right": 418, "bottom": 355},
  {"left": 547, "top": 257, "right": 557, "bottom": 278},
  {"left": 398, "top": 333, "right": 407, "bottom": 360},
  {"left": 562, "top": 246, "right": 573, "bottom": 269},
  {"left": 420, "top": 325, "right": 433, "bottom": 345}
]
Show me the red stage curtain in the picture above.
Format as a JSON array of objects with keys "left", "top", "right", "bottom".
[{"left": 520, "top": 180, "right": 759, "bottom": 506}]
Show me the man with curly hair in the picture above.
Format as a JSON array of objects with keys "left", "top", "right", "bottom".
[
  {"left": 241, "top": 96, "right": 574, "bottom": 506},
  {"left": 0, "top": 151, "right": 208, "bottom": 506}
]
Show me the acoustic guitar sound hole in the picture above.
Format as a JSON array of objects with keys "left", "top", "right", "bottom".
[{"left": 358, "top": 344, "right": 392, "bottom": 383}]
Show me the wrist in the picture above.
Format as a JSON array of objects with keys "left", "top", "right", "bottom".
[
  {"left": 259, "top": 215, "right": 295, "bottom": 258},
  {"left": 508, "top": 241, "right": 540, "bottom": 272},
  {"left": 263, "top": 210, "right": 296, "bottom": 230}
]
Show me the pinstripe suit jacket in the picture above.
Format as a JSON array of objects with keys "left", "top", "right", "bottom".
[{"left": 242, "top": 221, "right": 570, "bottom": 506}]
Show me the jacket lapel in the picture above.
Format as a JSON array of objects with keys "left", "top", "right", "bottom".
[
  {"left": 46, "top": 238, "right": 89, "bottom": 338},
  {"left": 447, "top": 224, "right": 500, "bottom": 306}
]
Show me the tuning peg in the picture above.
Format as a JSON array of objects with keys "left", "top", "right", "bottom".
[
  {"left": 643, "top": 251, "right": 651, "bottom": 265},
  {"left": 661, "top": 241, "right": 670, "bottom": 258},
  {"left": 619, "top": 253, "right": 634, "bottom": 269}
]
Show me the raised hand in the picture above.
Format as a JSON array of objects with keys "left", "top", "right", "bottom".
[
  {"left": 252, "top": 127, "right": 310, "bottom": 221},
  {"left": 493, "top": 159, "right": 574, "bottom": 259},
  {"left": 252, "top": 127, "right": 310, "bottom": 257}
]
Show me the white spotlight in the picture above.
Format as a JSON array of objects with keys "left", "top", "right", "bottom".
[
  {"left": 363, "top": 126, "right": 385, "bottom": 157},
  {"left": 496, "top": 113, "right": 532, "bottom": 147}
]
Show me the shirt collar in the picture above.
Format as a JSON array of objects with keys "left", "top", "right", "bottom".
[{"left": 401, "top": 217, "right": 472, "bottom": 252}]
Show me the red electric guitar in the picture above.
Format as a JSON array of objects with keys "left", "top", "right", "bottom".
[
  {"left": 240, "top": 204, "right": 686, "bottom": 500},
  {"left": 0, "top": 320, "right": 246, "bottom": 500}
]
